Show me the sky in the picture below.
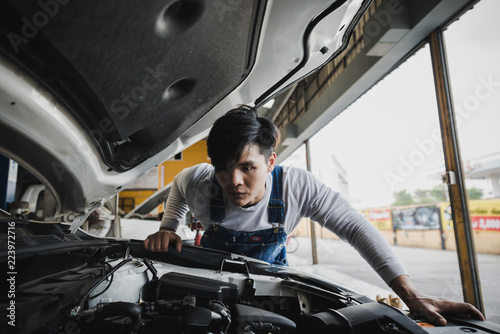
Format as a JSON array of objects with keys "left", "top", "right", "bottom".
[{"left": 282, "top": 0, "right": 500, "bottom": 209}]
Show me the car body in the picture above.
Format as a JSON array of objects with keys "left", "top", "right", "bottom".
[
  {"left": 1, "top": 1, "right": 500, "bottom": 333},
  {"left": 0, "top": 0, "right": 370, "bottom": 223}
]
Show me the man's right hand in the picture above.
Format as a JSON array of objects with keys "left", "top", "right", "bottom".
[{"left": 143, "top": 229, "right": 182, "bottom": 252}]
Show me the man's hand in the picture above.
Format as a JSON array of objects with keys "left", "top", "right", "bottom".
[
  {"left": 143, "top": 229, "right": 182, "bottom": 252},
  {"left": 390, "top": 275, "right": 484, "bottom": 326},
  {"left": 404, "top": 295, "right": 485, "bottom": 326}
]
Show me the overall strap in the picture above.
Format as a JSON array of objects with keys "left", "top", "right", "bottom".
[
  {"left": 268, "top": 165, "right": 285, "bottom": 224},
  {"left": 209, "top": 179, "right": 225, "bottom": 222}
]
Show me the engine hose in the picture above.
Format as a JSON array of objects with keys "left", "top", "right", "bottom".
[
  {"left": 72, "top": 257, "right": 133, "bottom": 316},
  {"left": 92, "top": 302, "right": 142, "bottom": 333}
]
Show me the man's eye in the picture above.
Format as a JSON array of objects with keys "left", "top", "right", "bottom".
[{"left": 242, "top": 166, "right": 253, "bottom": 172}]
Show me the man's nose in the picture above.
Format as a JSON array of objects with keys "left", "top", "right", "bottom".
[{"left": 230, "top": 169, "right": 244, "bottom": 186}]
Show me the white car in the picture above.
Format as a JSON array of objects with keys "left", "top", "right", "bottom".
[{"left": 1, "top": 1, "right": 499, "bottom": 333}]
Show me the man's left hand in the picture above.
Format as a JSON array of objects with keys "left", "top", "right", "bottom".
[
  {"left": 390, "top": 275, "right": 485, "bottom": 326},
  {"left": 405, "top": 294, "right": 485, "bottom": 326}
]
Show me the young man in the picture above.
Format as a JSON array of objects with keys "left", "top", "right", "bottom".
[{"left": 144, "top": 105, "right": 484, "bottom": 325}]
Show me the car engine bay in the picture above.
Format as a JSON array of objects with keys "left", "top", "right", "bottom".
[{"left": 2, "top": 220, "right": 500, "bottom": 334}]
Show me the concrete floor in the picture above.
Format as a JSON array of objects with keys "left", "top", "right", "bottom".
[{"left": 287, "top": 237, "right": 500, "bottom": 325}]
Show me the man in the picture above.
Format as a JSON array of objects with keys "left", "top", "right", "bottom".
[{"left": 144, "top": 105, "right": 484, "bottom": 325}]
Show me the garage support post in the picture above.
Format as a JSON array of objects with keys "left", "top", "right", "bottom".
[
  {"left": 428, "top": 29, "right": 484, "bottom": 314},
  {"left": 110, "top": 194, "right": 122, "bottom": 238},
  {"left": 305, "top": 140, "right": 319, "bottom": 265}
]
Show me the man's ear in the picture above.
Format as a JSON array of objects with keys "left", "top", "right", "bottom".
[{"left": 267, "top": 152, "right": 276, "bottom": 172}]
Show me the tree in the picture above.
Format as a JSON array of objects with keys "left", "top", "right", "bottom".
[
  {"left": 414, "top": 188, "right": 432, "bottom": 204},
  {"left": 392, "top": 189, "right": 414, "bottom": 206},
  {"left": 414, "top": 185, "right": 446, "bottom": 204},
  {"left": 392, "top": 185, "right": 483, "bottom": 207},
  {"left": 467, "top": 187, "right": 483, "bottom": 200},
  {"left": 429, "top": 185, "right": 446, "bottom": 202}
]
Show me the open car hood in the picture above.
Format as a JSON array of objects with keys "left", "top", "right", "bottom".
[{"left": 0, "top": 0, "right": 370, "bottom": 218}]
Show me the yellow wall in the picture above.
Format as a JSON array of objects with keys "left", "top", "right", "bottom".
[
  {"left": 159, "top": 140, "right": 211, "bottom": 188},
  {"left": 119, "top": 189, "right": 156, "bottom": 213},
  {"left": 118, "top": 140, "right": 211, "bottom": 215},
  {"left": 395, "top": 230, "right": 443, "bottom": 249},
  {"left": 440, "top": 199, "right": 500, "bottom": 254}
]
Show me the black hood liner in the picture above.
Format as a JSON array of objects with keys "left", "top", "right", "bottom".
[{"left": 1, "top": 0, "right": 264, "bottom": 171}]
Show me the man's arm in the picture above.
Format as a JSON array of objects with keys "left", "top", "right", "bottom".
[
  {"left": 390, "top": 274, "right": 484, "bottom": 325},
  {"left": 291, "top": 168, "right": 484, "bottom": 325},
  {"left": 144, "top": 170, "right": 191, "bottom": 252}
]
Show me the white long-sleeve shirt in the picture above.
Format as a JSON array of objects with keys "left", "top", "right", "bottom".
[{"left": 160, "top": 163, "right": 407, "bottom": 285}]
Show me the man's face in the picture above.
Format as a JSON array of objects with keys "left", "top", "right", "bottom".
[{"left": 215, "top": 144, "right": 276, "bottom": 208}]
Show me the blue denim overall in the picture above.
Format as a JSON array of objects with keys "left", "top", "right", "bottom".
[{"left": 200, "top": 166, "right": 288, "bottom": 265}]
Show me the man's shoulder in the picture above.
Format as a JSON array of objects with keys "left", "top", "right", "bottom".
[
  {"left": 188, "top": 162, "right": 213, "bottom": 172},
  {"left": 177, "top": 163, "right": 214, "bottom": 185},
  {"left": 179, "top": 162, "right": 212, "bottom": 174},
  {"left": 280, "top": 165, "right": 310, "bottom": 179},
  {"left": 280, "top": 165, "right": 323, "bottom": 192}
]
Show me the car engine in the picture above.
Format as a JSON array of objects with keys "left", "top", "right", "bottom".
[{"left": 2, "top": 221, "right": 500, "bottom": 334}]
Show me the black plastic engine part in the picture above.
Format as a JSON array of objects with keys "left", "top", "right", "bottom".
[
  {"left": 304, "top": 302, "right": 500, "bottom": 334},
  {"left": 431, "top": 316, "right": 500, "bottom": 334},
  {"left": 210, "top": 301, "right": 232, "bottom": 333},
  {"left": 232, "top": 303, "right": 297, "bottom": 334},
  {"left": 182, "top": 307, "right": 222, "bottom": 328},
  {"left": 143, "top": 298, "right": 231, "bottom": 334},
  {"left": 156, "top": 295, "right": 196, "bottom": 315},
  {"left": 83, "top": 302, "right": 142, "bottom": 333},
  {"left": 302, "top": 302, "right": 426, "bottom": 334},
  {"left": 158, "top": 272, "right": 239, "bottom": 303}
]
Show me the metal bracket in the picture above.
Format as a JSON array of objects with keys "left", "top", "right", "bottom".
[
  {"left": 442, "top": 171, "right": 456, "bottom": 185},
  {"left": 241, "top": 278, "right": 256, "bottom": 302},
  {"left": 219, "top": 259, "right": 250, "bottom": 277},
  {"left": 296, "top": 291, "right": 311, "bottom": 314},
  {"left": 69, "top": 199, "right": 105, "bottom": 233}
]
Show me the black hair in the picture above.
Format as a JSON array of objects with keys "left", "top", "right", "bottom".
[{"left": 207, "top": 105, "right": 280, "bottom": 171}]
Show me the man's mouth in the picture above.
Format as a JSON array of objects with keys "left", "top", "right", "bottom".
[{"left": 229, "top": 191, "right": 245, "bottom": 199}]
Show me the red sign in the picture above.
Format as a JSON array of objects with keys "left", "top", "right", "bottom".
[
  {"left": 368, "top": 209, "right": 391, "bottom": 221},
  {"left": 471, "top": 216, "right": 500, "bottom": 231}
]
